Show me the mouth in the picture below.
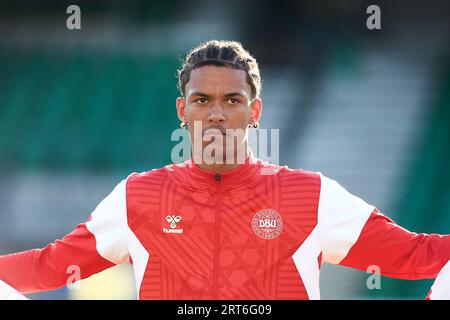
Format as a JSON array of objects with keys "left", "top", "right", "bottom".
[{"left": 203, "top": 128, "right": 226, "bottom": 136}]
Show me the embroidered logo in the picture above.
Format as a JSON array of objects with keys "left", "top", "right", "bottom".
[
  {"left": 252, "top": 209, "right": 283, "bottom": 240},
  {"left": 163, "top": 215, "right": 183, "bottom": 234}
]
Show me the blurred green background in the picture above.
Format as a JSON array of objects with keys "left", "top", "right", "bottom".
[{"left": 0, "top": 0, "right": 448, "bottom": 299}]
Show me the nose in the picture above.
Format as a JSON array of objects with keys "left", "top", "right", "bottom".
[{"left": 206, "top": 104, "right": 226, "bottom": 125}]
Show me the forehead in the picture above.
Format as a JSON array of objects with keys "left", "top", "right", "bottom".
[{"left": 185, "top": 65, "right": 251, "bottom": 97}]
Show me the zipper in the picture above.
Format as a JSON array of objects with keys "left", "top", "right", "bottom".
[{"left": 212, "top": 173, "right": 222, "bottom": 299}]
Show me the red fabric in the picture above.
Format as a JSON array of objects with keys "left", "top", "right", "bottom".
[
  {"left": 339, "top": 210, "right": 450, "bottom": 279},
  {"left": 1, "top": 152, "right": 449, "bottom": 299},
  {"left": 127, "top": 156, "right": 321, "bottom": 299},
  {"left": 0, "top": 221, "right": 114, "bottom": 294}
]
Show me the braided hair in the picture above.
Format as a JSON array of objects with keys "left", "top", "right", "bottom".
[{"left": 177, "top": 40, "right": 261, "bottom": 100}]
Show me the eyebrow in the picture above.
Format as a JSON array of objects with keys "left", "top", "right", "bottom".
[
  {"left": 189, "top": 92, "right": 211, "bottom": 98},
  {"left": 224, "top": 92, "right": 247, "bottom": 98},
  {"left": 189, "top": 92, "right": 247, "bottom": 98}
]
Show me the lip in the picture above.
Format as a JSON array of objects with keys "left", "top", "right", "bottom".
[
  {"left": 203, "top": 128, "right": 227, "bottom": 136},
  {"left": 202, "top": 133, "right": 226, "bottom": 139}
]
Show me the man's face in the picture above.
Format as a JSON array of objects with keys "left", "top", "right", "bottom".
[{"left": 176, "top": 65, "right": 262, "bottom": 163}]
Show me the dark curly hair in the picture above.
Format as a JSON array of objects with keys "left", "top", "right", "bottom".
[{"left": 177, "top": 40, "right": 262, "bottom": 100}]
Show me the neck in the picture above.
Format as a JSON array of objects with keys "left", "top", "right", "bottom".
[{"left": 194, "top": 144, "right": 250, "bottom": 174}]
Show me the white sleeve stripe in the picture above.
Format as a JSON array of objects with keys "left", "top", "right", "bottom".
[
  {"left": 292, "top": 226, "right": 321, "bottom": 300},
  {"left": 127, "top": 227, "right": 150, "bottom": 299},
  {"left": 429, "top": 260, "right": 450, "bottom": 300},
  {"left": 86, "top": 179, "right": 129, "bottom": 265},
  {"left": 0, "top": 280, "right": 29, "bottom": 300},
  {"left": 317, "top": 173, "right": 375, "bottom": 264}
]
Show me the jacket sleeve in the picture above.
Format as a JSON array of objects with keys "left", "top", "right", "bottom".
[
  {"left": 317, "top": 173, "right": 450, "bottom": 280},
  {"left": 0, "top": 179, "right": 130, "bottom": 294}
]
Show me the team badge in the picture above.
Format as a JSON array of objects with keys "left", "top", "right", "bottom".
[{"left": 252, "top": 209, "right": 283, "bottom": 240}]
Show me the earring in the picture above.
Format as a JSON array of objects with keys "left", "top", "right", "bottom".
[
  {"left": 249, "top": 122, "right": 259, "bottom": 128},
  {"left": 180, "top": 121, "right": 187, "bottom": 129}
]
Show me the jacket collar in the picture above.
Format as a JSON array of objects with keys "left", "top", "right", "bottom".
[{"left": 184, "top": 148, "right": 262, "bottom": 193}]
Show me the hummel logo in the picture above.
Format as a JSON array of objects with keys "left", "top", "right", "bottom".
[{"left": 163, "top": 215, "right": 184, "bottom": 234}]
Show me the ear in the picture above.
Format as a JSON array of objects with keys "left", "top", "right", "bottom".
[
  {"left": 249, "top": 98, "right": 262, "bottom": 125},
  {"left": 176, "top": 97, "right": 186, "bottom": 122}
]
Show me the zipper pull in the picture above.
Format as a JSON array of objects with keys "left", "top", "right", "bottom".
[{"left": 215, "top": 173, "right": 221, "bottom": 182}]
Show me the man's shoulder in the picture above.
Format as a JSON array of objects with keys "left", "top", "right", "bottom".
[
  {"left": 125, "top": 161, "right": 190, "bottom": 183},
  {"left": 258, "top": 159, "right": 321, "bottom": 182}
]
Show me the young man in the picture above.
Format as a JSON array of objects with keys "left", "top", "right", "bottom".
[{"left": 0, "top": 40, "right": 449, "bottom": 300}]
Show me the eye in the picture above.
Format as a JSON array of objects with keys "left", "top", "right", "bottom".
[
  {"left": 227, "top": 98, "right": 239, "bottom": 105},
  {"left": 195, "top": 98, "right": 208, "bottom": 104}
]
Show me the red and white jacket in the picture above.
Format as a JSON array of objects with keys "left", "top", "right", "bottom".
[{"left": 1, "top": 153, "right": 449, "bottom": 299}]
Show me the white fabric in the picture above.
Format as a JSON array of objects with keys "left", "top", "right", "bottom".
[
  {"left": 317, "top": 173, "right": 375, "bottom": 264},
  {"left": 0, "top": 280, "right": 28, "bottom": 300},
  {"left": 126, "top": 227, "right": 150, "bottom": 299},
  {"left": 429, "top": 260, "right": 450, "bottom": 300},
  {"left": 86, "top": 178, "right": 151, "bottom": 298},
  {"left": 292, "top": 226, "right": 321, "bottom": 300},
  {"left": 86, "top": 179, "right": 129, "bottom": 264}
]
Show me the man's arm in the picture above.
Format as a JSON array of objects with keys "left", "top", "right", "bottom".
[
  {"left": 0, "top": 179, "right": 130, "bottom": 294},
  {"left": 338, "top": 209, "right": 449, "bottom": 279},
  {"left": 318, "top": 173, "right": 450, "bottom": 279}
]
